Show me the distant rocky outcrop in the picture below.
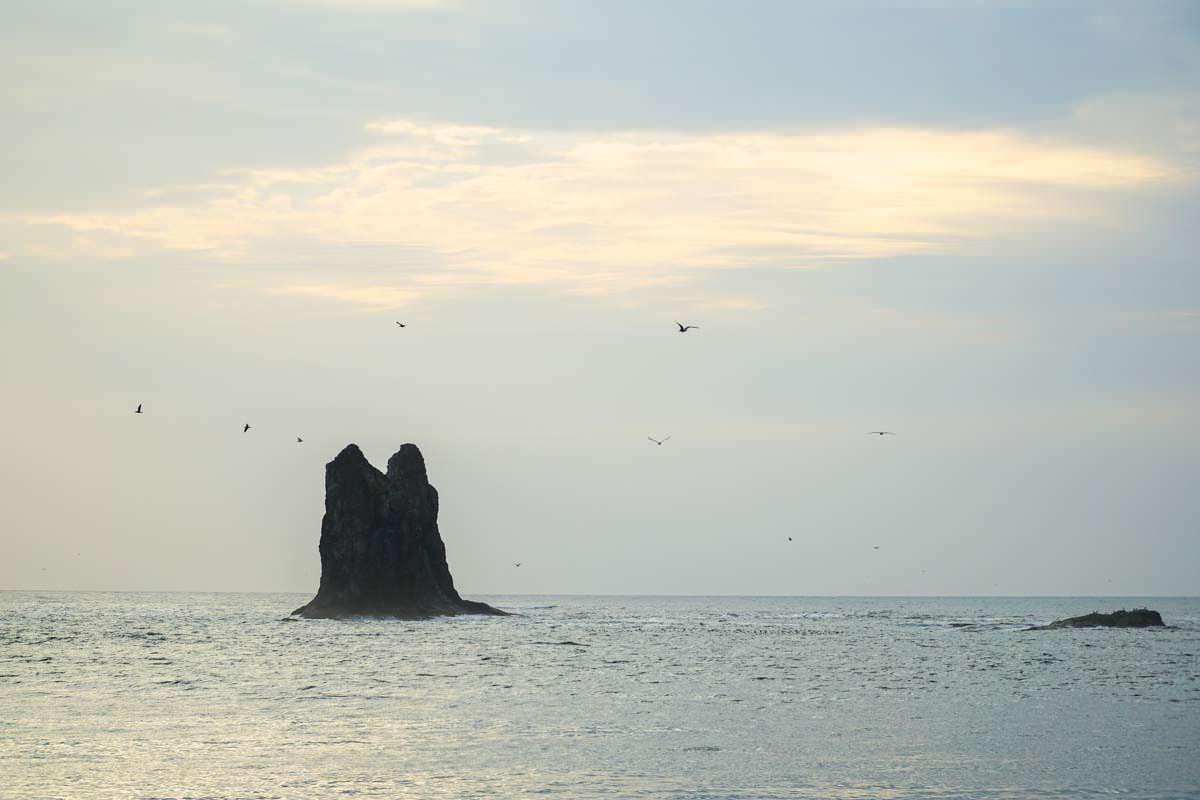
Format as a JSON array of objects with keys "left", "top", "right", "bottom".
[
  {"left": 1034, "top": 608, "right": 1165, "bottom": 630},
  {"left": 291, "top": 443, "right": 507, "bottom": 619}
]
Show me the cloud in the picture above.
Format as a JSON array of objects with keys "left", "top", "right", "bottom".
[
  {"left": 164, "top": 21, "right": 233, "bottom": 40},
  {"left": 271, "top": 283, "right": 422, "bottom": 311},
  {"left": 1111, "top": 309, "right": 1200, "bottom": 334},
  {"left": 1071, "top": 93, "right": 1200, "bottom": 164},
  {"left": 670, "top": 295, "right": 768, "bottom": 312},
  {"left": 9, "top": 119, "right": 1175, "bottom": 299},
  {"left": 284, "top": 0, "right": 457, "bottom": 7}
]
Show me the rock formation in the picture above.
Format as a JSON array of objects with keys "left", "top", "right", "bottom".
[
  {"left": 292, "top": 443, "right": 507, "bottom": 619},
  {"left": 1034, "top": 608, "right": 1165, "bottom": 630}
]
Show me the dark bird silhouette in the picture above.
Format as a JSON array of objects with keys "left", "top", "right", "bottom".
[
  {"left": 243, "top": 424, "right": 251, "bottom": 433},
  {"left": 675, "top": 322, "right": 699, "bottom": 333},
  {"left": 873, "top": 545, "right": 880, "bottom": 550},
  {"left": 135, "top": 403, "right": 142, "bottom": 414},
  {"left": 514, "top": 562, "right": 521, "bottom": 568},
  {"left": 297, "top": 437, "right": 303, "bottom": 443},
  {"left": 395, "top": 321, "right": 406, "bottom": 328},
  {"left": 867, "top": 431, "right": 896, "bottom": 436},
  {"left": 647, "top": 435, "right": 671, "bottom": 446},
  {"left": 787, "top": 537, "right": 793, "bottom": 542}
]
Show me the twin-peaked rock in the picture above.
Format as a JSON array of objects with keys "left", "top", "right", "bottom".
[{"left": 292, "top": 443, "right": 506, "bottom": 619}]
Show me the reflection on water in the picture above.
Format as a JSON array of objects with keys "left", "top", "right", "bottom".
[{"left": 1, "top": 593, "right": 1197, "bottom": 799}]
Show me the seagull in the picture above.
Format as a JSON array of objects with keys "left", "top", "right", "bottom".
[
  {"left": 395, "top": 321, "right": 406, "bottom": 328},
  {"left": 296, "top": 437, "right": 303, "bottom": 443},
  {"left": 675, "top": 322, "right": 699, "bottom": 333},
  {"left": 867, "top": 431, "right": 896, "bottom": 436},
  {"left": 243, "top": 424, "right": 251, "bottom": 433},
  {"left": 647, "top": 435, "right": 671, "bottom": 446},
  {"left": 135, "top": 403, "right": 142, "bottom": 414}
]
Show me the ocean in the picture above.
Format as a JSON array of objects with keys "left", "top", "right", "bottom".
[{"left": 1, "top": 593, "right": 1197, "bottom": 799}]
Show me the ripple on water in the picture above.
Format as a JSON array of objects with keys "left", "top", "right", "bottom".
[{"left": 0, "top": 593, "right": 1197, "bottom": 799}]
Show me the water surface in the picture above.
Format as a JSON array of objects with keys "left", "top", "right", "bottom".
[{"left": 1, "top": 593, "right": 1197, "bottom": 799}]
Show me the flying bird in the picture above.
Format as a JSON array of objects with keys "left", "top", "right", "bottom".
[
  {"left": 243, "top": 424, "right": 251, "bottom": 433},
  {"left": 873, "top": 546, "right": 881, "bottom": 550},
  {"left": 647, "top": 435, "right": 671, "bottom": 446},
  {"left": 675, "top": 322, "right": 699, "bottom": 333},
  {"left": 135, "top": 403, "right": 142, "bottom": 414},
  {"left": 787, "top": 537, "right": 793, "bottom": 542},
  {"left": 514, "top": 562, "right": 521, "bottom": 568},
  {"left": 395, "top": 321, "right": 406, "bottom": 328},
  {"left": 297, "top": 437, "right": 303, "bottom": 443},
  {"left": 867, "top": 431, "right": 896, "bottom": 436}
]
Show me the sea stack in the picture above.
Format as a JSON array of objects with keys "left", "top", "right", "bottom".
[{"left": 292, "top": 443, "right": 507, "bottom": 619}]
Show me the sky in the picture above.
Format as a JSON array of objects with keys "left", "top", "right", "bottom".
[{"left": 1, "top": 0, "right": 1197, "bottom": 597}]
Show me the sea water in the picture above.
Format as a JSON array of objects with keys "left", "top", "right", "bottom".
[{"left": 1, "top": 593, "right": 1197, "bottom": 799}]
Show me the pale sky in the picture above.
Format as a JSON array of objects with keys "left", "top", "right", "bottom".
[{"left": 2, "top": 0, "right": 1197, "bottom": 596}]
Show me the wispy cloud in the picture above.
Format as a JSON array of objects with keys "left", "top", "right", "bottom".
[
  {"left": 164, "top": 21, "right": 233, "bottom": 40},
  {"left": 270, "top": 284, "right": 422, "bottom": 311},
  {"left": 1111, "top": 309, "right": 1200, "bottom": 334},
  {"left": 10, "top": 119, "right": 1174, "bottom": 300},
  {"left": 1071, "top": 92, "right": 1200, "bottom": 163},
  {"left": 285, "top": 0, "right": 457, "bottom": 7}
]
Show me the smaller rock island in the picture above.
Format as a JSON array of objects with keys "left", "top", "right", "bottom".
[
  {"left": 292, "top": 443, "right": 507, "bottom": 619},
  {"left": 1034, "top": 608, "right": 1165, "bottom": 630}
]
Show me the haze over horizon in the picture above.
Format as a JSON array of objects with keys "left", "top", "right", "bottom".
[{"left": 2, "top": 0, "right": 1197, "bottom": 597}]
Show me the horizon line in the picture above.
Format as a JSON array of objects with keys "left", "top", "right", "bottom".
[{"left": 1, "top": 589, "right": 1196, "bottom": 600}]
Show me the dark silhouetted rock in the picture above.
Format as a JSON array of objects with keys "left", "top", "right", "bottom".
[
  {"left": 1034, "top": 608, "right": 1165, "bottom": 630},
  {"left": 292, "top": 443, "right": 507, "bottom": 619}
]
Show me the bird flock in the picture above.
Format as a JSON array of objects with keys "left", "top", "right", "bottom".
[{"left": 132, "top": 319, "right": 894, "bottom": 558}]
